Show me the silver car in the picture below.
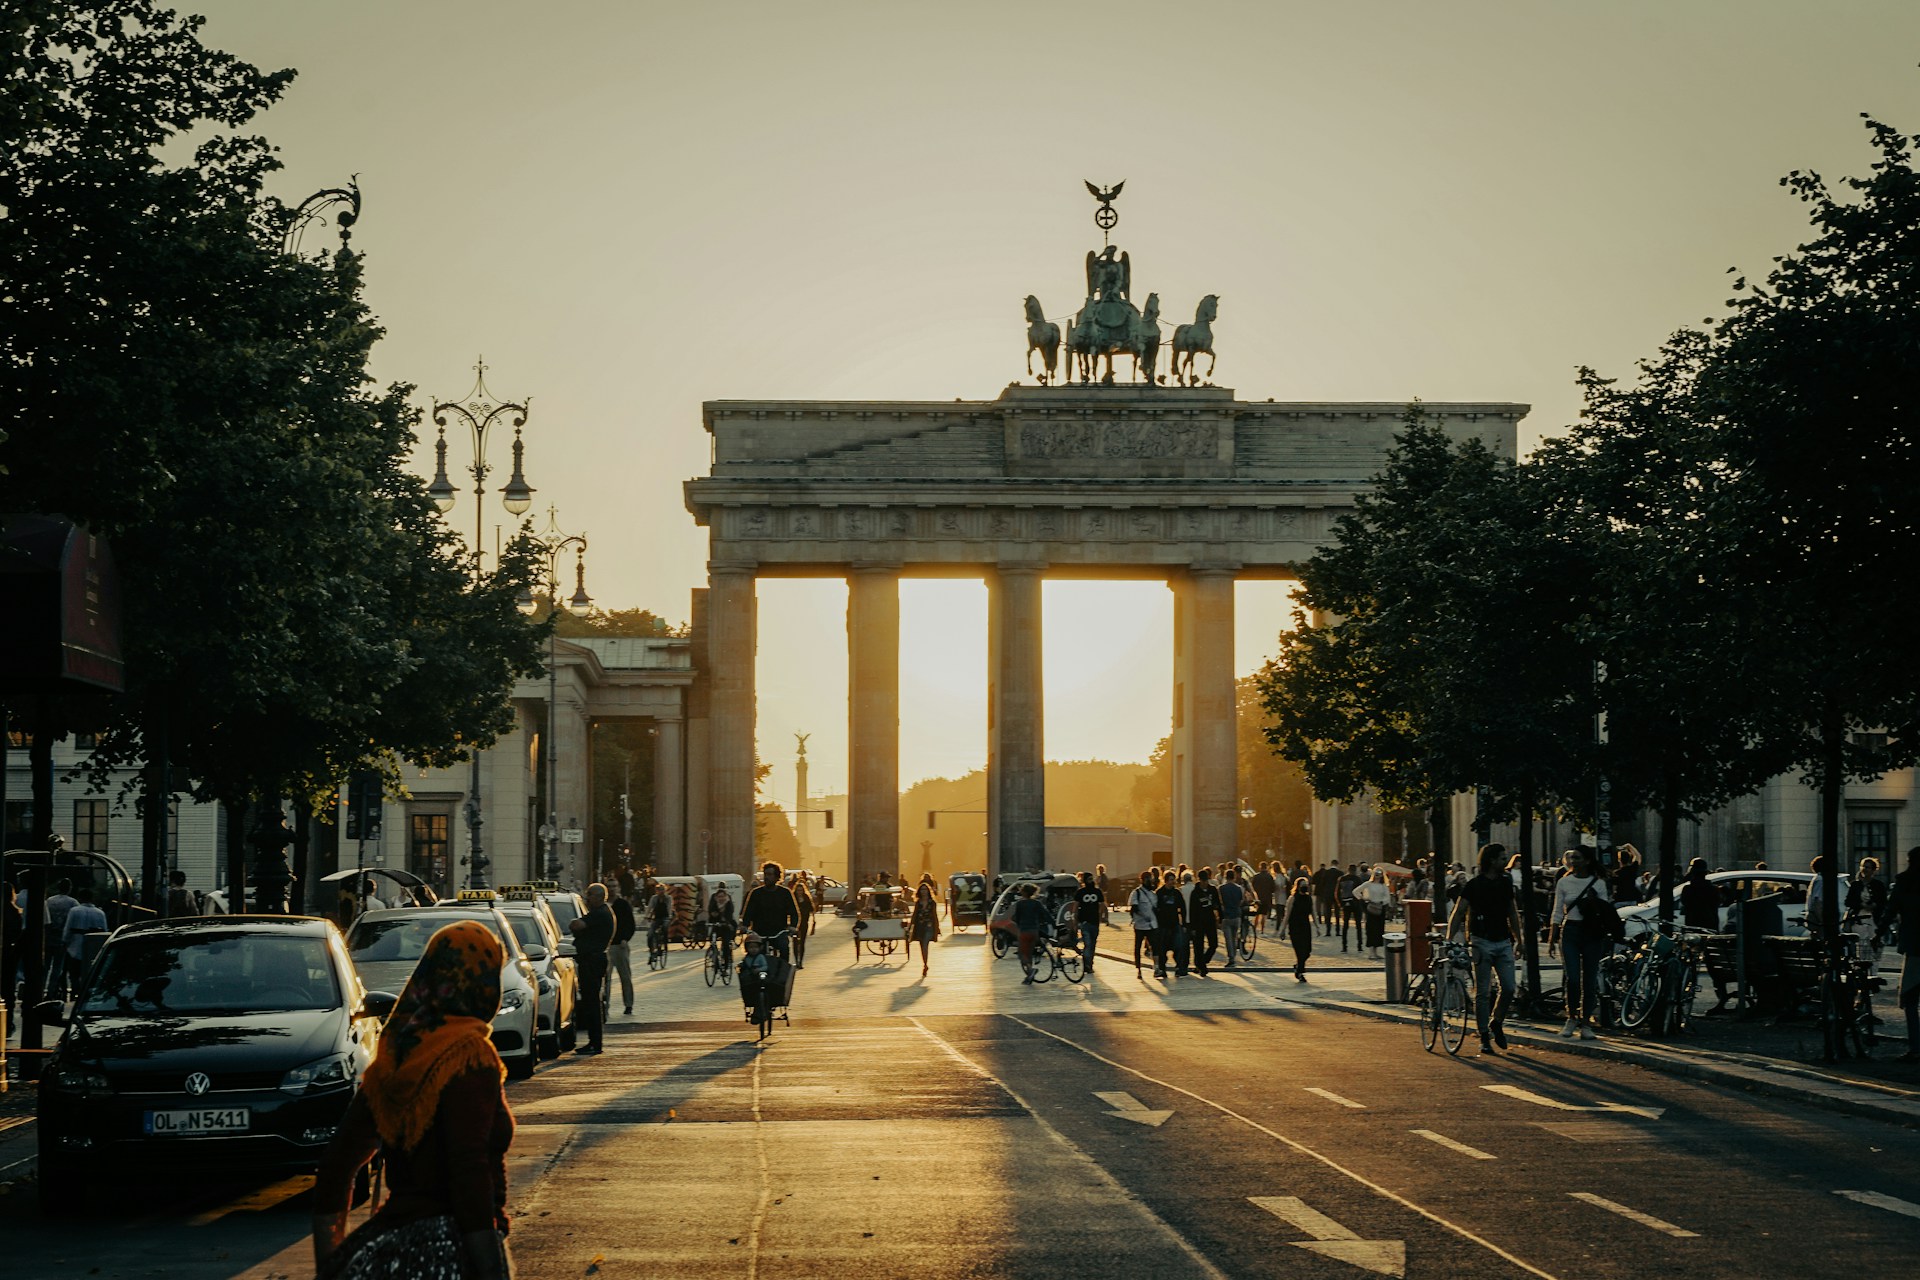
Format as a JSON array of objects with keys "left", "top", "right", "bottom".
[
  {"left": 499, "top": 892, "right": 579, "bottom": 1057},
  {"left": 1617, "top": 870, "right": 1850, "bottom": 941},
  {"left": 344, "top": 895, "right": 542, "bottom": 1080}
]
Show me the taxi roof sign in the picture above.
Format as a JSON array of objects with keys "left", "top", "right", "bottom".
[
  {"left": 499, "top": 886, "right": 540, "bottom": 901},
  {"left": 456, "top": 888, "right": 497, "bottom": 903}
]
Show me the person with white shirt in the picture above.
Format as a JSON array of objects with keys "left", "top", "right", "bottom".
[
  {"left": 1549, "top": 847, "right": 1613, "bottom": 1040},
  {"left": 61, "top": 886, "right": 110, "bottom": 983}
]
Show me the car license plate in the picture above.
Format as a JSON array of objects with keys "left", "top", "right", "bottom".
[{"left": 144, "top": 1107, "right": 250, "bottom": 1136}]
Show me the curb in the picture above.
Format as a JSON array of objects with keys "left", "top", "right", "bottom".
[{"left": 1290, "top": 992, "right": 1920, "bottom": 1129}]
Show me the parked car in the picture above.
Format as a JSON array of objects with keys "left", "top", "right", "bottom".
[
  {"left": 36, "top": 915, "right": 392, "bottom": 1212},
  {"left": 1617, "top": 870, "right": 1848, "bottom": 941},
  {"left": 498, "top": 889, "right": 579, "bottom": 1056},
  {"left": 344, "top": 891, "right": 542, "bottom": 1080}
]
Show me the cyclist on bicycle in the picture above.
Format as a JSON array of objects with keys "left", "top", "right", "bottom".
[
  {"left": 741, "top": 861, "right": 800, "bottom": 967},
  {"left": 707, "top": 885, "right": 738, "bottom": 968},
  {"left": 1012, "top": 882, "right": 1050, "bottom": 984},
  {"left": 646, "top": 880, "right": 673, "bottom": 962},
  {"left": 738, "top": 932, "right": 772, "bottom": 1018},
  {"left": 1448, "top": 843, "right": 1524, "bottom": 1055}
]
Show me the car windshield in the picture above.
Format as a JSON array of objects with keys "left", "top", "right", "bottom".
[
  {"left": 505, "top": 914, "right": 545, "bottom": 950},
  {"left": 79, "top": 931, "right": 339, "bottom": 1015},
  {"left": 347, "top": 912, "right": 516, "bottom": 962},
  {"left": 544, "top": 897, "right": 581, "bottom": 934}
]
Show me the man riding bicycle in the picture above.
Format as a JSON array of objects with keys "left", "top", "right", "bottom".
[
  {"left": 646, "top": 880, "right": 673, "bottom": 962},
  {"left": 707, "top": 884, "right": 738, "bottom": 967},
  {"left": 741, "top": 861, "right": 801, "bottom": 968}
]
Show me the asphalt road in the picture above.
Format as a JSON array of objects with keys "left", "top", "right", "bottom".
[{"left": 4, "top": 925, "right": 1917, "bottom": 1279}]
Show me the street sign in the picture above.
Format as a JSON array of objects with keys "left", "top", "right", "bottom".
[
  {"left": 560, "top": 828, "right": 585, "bottom": 844},
  {"left": 345, "top": 770, "right": 381, "bottom": 841}
]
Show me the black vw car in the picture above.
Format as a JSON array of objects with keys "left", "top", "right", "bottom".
[{"left": 36, "top": 916, "right": 394, "bottom": 1210}]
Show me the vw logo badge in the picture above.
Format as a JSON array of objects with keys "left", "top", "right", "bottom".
[{"left": 184, "top": 1072, "right": 211, "bottom": 1097}]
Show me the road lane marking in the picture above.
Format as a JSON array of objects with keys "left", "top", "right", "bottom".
[
  {"left": 1004, "top": 1016, "right": 1559, "bottom": 1280},
  {"left": 1569, "top": 1192, "right": 1699, "bottom": 1238},
  {"left": 1306, "top": 1087, "right": 1367, "bottom": 1109},
  {"left": 909, "top": 1018, "right": 1230, "bottom": 1280},
  {"left": 1411, "top": 1129, "right": 1495, "bottom": 1160},
  {"left": 1836, "top": 1190, "right": 1920, "bottom": 1220},
  {"left": 1095, "top": 1090, "right": 1174, "bottom": 1126},
  {"left": 1251, "top": 1196, "right": 1406, "bottom": 1277},
  {"left": 1482, "top": 1084, "right": 1664, "bottom": 1119},
  {"left": 745, "top": 1049, "right": 771, "bottom": 1280}
]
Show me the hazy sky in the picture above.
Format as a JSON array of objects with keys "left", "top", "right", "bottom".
[{"left": 193, "top": 1, "right": 1920, "bottom": 806}]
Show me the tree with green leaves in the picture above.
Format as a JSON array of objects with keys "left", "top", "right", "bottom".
[{"left": 0, "top": 2, "right": 547, "bottom": 908}]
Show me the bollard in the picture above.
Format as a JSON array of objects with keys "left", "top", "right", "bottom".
[{"left": 1384, "top": 931, "right": 1410, "bottom": 1002}]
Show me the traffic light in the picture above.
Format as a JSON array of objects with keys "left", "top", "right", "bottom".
[{"left": 346, "top": 771, "right": 381, "bottom": 842}]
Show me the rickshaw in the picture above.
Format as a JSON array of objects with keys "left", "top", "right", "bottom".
[
  {"left": 739, "top": 928, "right": 797, "bottom": 1040},
  {"left": 850, "top": 884, "right": 907, "bottom": 960},
  {"left": 986, "top": 873, "right": 1079, "bottom": 959},
  {"left": 947, "top": 873, "right": 988, "bottom": 932}
]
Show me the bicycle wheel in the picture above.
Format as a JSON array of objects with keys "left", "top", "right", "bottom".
[
  {"left": 1062, "top": 950, "right": 1085, "bottom": 984},
  {"left": 991, "top": 931, "right": 1010, "bottom": 960},
  {"left": 704, "top": 947, "right": 720, "bottom": 988},
  {"left": 1032, "top": 947, "right": 1056, "bottom": 983},
  {"left": 1440, "top": 974, "right": 1469, "bottom": 1056},
  {"left": 1848, "top": 984, "right": 1877, "bottom": 1054},
  {"left": 721, "top": 950, "right": 734, "bottom": 986},
  {"left": 1620, "top": 961, "right": 1662, "bottom": 1030},
  {"left": 756, "top": 996, "right": 772, "bottom": 1040},
  {"left": 1237, "top": 922, "right": 1258, "bottom": 961},
  {"left": 1669, "top": 962, "right": 1698, "bottom": 1035},
  {"left": 1416, "top": 987, "right": 1439, "bottom": 1053}
]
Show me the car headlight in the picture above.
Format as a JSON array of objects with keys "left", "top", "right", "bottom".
[
  {"left": 498, "top": 989, "right": 527, "bottom": 1014},
  {"left": 50, "top": 1067, "right": 109, "bottom": 1093},
  {"left": 280, "top": 1053, "right": 353, "bottom": 1094}
]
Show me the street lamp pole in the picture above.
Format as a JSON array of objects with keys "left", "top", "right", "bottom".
[
  {"left": 429, "top": 360, "right": 535, "bottom": 889},
  {"left": 520, "top": 513, "right": 590, "bottom": 884}
]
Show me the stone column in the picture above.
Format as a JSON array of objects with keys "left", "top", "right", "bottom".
[
  {"left": 1173, "top": 567, "right": 1238, "bottom": 867},
  {"left": 847, "top": 566, "right": 900, "bottom": 888},
  {"left": 652, "top": 717, "right": 685, "bottom": 876},
  {"left": 707, "top": 566, "right": 757, "bottom": 877},
  {"left": 989, "top": 564, "right": 1046, "bottom": 876}
]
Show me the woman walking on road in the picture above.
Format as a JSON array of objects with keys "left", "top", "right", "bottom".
[
  {"left": 909, "top": 881, "right": 940, "bottom": 977},
  {"left": 1280, "top": 876, "right": 1315, "bottom": 981},
  {"left": 1130, "top": 870, "right": 1160, "bottom": 977},
  {"left": 1357, "top": 869, "right": 1392, "bottom": 959},
  {"left": 1549, "top": 847, "right": 1611, "bottom": 1040},
  {"left": 313, "top": 920, "right": 518, "bottom": 1279}
]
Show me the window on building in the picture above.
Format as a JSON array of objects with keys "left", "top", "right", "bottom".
[
  {"left": 5, "top": 729, "right": 29, "bottom": 749},
  {"left": 410, "top": 811, "right": 452, "bottom": 891},
  {"left": 1850, "top": 817, "right": 1893, "bottom": 872},
  {"left": 72, "top": 799, "right": 109, "bottom": 854},
  {"left": 4, "top": 800, "right": 33, "bottom": 847},
  {"left": 72, "top": 732, "right": 98, "bottom": 750}
]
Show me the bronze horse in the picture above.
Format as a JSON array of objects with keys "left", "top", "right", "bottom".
[
  {"left": 1171, "top": 294, "right": 1218, "bottom": 386},
  {"left": 1024, "top": 295, "right": 1061, "bottom": 384}
]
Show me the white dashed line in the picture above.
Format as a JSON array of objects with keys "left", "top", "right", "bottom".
[
  {"left": 1411, "top": 1129, "right": 1495, "bottom": 1160},
  {"left": 1305, "top": 1087, "right": 1367, "bottom": 1109},
  {"left": 1569, "top": 1192, "right": 1699, "bottom": 1238},
  {"left": 1836, "top": 1190, "right": 1920, "bottom": 1220}
]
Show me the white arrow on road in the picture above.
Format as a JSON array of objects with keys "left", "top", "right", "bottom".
[
  {"left": 1094, "top": 1090, "right": 1173, "bottom": 1127},
  {"left": 1481, "top": 1084, "right": 1664, "bottom": 1119},
  {"left": 1250, "top": 1196, "right": 1405, "bottom": 1278}
]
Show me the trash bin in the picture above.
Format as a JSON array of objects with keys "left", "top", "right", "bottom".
[{"left": 1384, "top": 932, "right": 1410, "bottom": 1003}]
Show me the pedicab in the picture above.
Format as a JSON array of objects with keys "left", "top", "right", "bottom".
[
  {"left": 947, "top": 873, "right": 988, "bottom": 932},
  {"left": 986, "top": 873, "right": 1078, "bottom": 960},
  {"left": 738, "top": 929, "right": 796, "bottom": 1040},
  {"left": 850, "top": 884, "right": 908, "bottom": 960}
]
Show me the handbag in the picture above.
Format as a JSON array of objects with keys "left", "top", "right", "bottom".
[
  {"left": 1577, "top": 880, "right": 1625, "bottom": 944},
  {"left": 322, "top": 1213, "right": 471, "bottom": 1280}
]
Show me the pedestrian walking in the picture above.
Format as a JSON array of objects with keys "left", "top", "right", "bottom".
[
  {"left": 1095, "top": 863, "right": 1111, "bottom": 908},
  {"left": 1357, "top": 869, "right": 1391, "bottom": 959},
  {"left": 1154, "top": 873, "right": 1187, "bottom": 978},
  {"left": 1130, "top": 871, "right": 1160, "bottom": 978},
  {"left": 1888, "top": 845, "right": 1920, "bottom": 1061},
  {"left": 165, "top": 869, "right": 199, "bottom": 918},
  {"left": 1251, "top": 862, "right": 1278, "bottom": 935},
  {"left": 61, "top": 886, "right": 108, "bottom": 981},
  {"left": 1011, "top": 883, "right": 1049, "bottom": 985},
  {"left": 313, "top": 919, "right": 518, "bottom": 1280},
  {"left": 909, "top": 881, "right": 941, "bottom": 977},
  {"left": 1337, "top": 865, "right": 1361, "bottom": 952},
  {"left": 42, "top": 878, "right": 76, "bottom": 999},
  {"left": 788, "top": 874, "right": 815, "bottom": 969},
  {"left": 1219, "top": 865, "right": 1247, "bottom": 969},
  {"left": 1188, "top": 867, "right": 1222, "bottom": 976},
  {"left": 1449, "top": 844, "right": 1523, "bottom": 1055},
  {"left": 568, "top": 883, "right": 615, "bottom": 1055},
  {"left": 1312, "top": 862, "right": 1339, "bottom": 937},
  {"left": 1549, "top": 847, "right": 1612, "bottom": 1040},
  {"left": 1073, "top": 871, "right": 1104, "bottom": 974},
  {"left": 608, "top": 885, "right": 637, "bottom": 1015},
  {"left": 1679, "top": 858, "right": 1733, "bottom": 1011},
  {"left": 1281, "top": 876, "right": 1314, "bottom": 981},
  {"left": 1846, "top": 856, "right": 1888, "bottom": 963}
]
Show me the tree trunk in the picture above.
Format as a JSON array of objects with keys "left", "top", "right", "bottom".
[
  {"left": 141, "top": 706, "right": 170, "bottom": 915},
  {"left": 290, "top": 808, "right": 310, "bottom": 916},
  {"left": 225, "top": 798, "right": 250, "bottom": 911},
  {"left": 28, "top": 696, "right": 54, "bottom": 853},
  {"left": 1427, "top": 799, "right": 1453, "bottom": 904},
  {"left": 1517, "top": 783, "right": 1542, "bottom": 1016},
  {"left": 1819, "top": 702, "right": 1846, "bottom": 1060},
  {"left": 1657, "top": 772, "right": 1680, "bottom": 923}
]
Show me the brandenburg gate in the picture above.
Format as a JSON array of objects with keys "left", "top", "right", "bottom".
[{"left": 681, "top": 187, "right": 1522, "bottom": 887}]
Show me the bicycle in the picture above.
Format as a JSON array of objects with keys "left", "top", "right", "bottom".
[
  {"left": 1234, "top": 913, "right": 1259, "bottom": 962},
  {"left": 743, "top": 929, "right": 796, "bottom": 1041},
  {"left": 1025, "top": 932, "right": 1085, "bottom": 985},
  {"left": 703, "top": 927, "right": 735, "bottom": 988},
  {"left": 646, "top": 919, "right": 670, "bottom": 971},
  {"left": 1822, "top": 929, "right": 1881, "bottom": 1058},
  {"left": 1618, "top": 922, "right": 1709, "bottom": 1035},
  {"left": 1408, "top": 933, "right": 1471, "bottom": 1055}
]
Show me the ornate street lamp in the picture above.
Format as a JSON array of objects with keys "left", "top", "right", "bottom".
[
  {"left": 520, "top": 509, "right": 591, "bottom": 881},
  {"left": 430, "top": 360, "right": 535, "bottom": 888}
]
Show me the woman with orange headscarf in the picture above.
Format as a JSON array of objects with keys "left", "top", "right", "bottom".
[{"left": 313, "top": 920, "right": 517, "bottom": 1279}]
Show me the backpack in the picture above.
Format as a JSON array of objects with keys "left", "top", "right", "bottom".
[{"left": 1578, "top": 879, "right": 1625, "bottom": 944}]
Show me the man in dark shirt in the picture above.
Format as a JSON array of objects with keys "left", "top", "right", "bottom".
[
  {"left": 1889, "top": 846, "right": 1920, "bottom": 1060},
  {"left": 569, "top": 882, "right": 616, "bottom": 1054},
  {"left": 741, "top": 862, "right": 801, "bottom": 965},
  {"left": 1218, "top": 866, "right": 1248, "bottom": 969},
  {"left": 609, "top": 888, "right": 637, "bottom": 1016},
  {"left": 1073, "top": 871, "right": 1105, "bottom": 974},
  {"left": 1447, "top": 844, "right": 1524, "bottom": 1055},
  {"left": 1188, "top": 867, "right": 1222, "bottom": 977},
  {"left": 1152, "top": 876, "right": 1186, "bottom": 979},
  {"left": 1313, "top": 862, "right": 1340, "bottom": 937},
  {"left": 1251, "top": 863, "right": 1278, "bottom": 934}
]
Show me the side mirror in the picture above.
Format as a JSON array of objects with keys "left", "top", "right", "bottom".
[
  {"left": 555, "top": 942, "right": 577, "bottom": 959},
  {"left": 358, "top": 991, "right": 400, "bottom": 1020},
  {"left": 523, "top": 944, "right": 549, "bottom": 961}
]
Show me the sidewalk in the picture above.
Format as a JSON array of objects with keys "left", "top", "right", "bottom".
[{"left": 1141, "top": 931, "right": 1920, "bottom": 1128}]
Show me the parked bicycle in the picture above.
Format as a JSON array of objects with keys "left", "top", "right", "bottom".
[
  {"left": 1408, "top": 933, "right": 1471, "bottom": 1055},
  {"left": 1823, "top": 929, "right": 1881, "bottom": 1058},
  {"left": 1619, "top": 922, "right": 1710, "bottom": 1036}
]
